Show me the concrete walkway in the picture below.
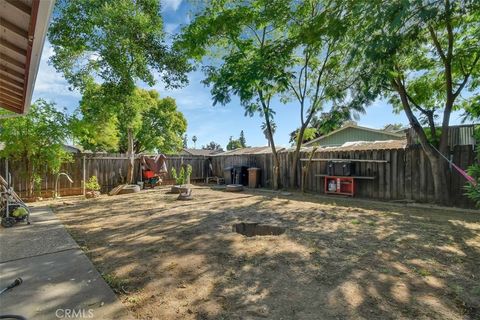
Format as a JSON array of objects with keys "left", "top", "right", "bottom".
[{"left": 0, "top": 207, "right": 131, "bottom": 319}]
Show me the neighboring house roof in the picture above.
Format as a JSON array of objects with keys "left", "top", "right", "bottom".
[
  {"left": 0, "top": 142, "right": 81, "bottom": 153},
  {"left": 218, "top": 146, "right": 282, "bottom": 156},
  {"left": 0, "top": 0, "right": 55, "bottom": 115},
  {"left": 301, "top": 139, "right": 407, "bottom": 152},
  {"left": 406, "top": 124, "right": 478, "bottom": 147},
  {"left": 303, "top": 124, "right": 405, "bottom": 147},
  {"left": 63, "top": 144, "right": 83, "bottom": 153},
  {"left": 180, "top": 148, "right": 223, "bottom": 156}
]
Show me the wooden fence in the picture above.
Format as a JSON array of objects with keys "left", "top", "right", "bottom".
[
  {"left": 1, "top": 145, "right": 477, "bottom": 208},
  {"left": 0, "top": 154, "right": 209, "bottom": 198},
  {"left": 209, "top": 145, "right": 477, "bottom": 208}
]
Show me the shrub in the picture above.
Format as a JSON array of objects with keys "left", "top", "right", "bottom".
[
  {"left": 85, "top": 176, "right": 101, "bottom": 192},
  {"left": 465, "top": 165, "right": 480, "bottom": 208},
  {"left": 465, "top": 126, "right": 480, "bottom": 208},
  {"left": 171, "top": 165, "right": 192, "bottom": 185}
]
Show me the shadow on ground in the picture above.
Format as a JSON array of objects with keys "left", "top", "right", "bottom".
[{"left": 50, "top": 186, "right": 480, "bottom": 320}]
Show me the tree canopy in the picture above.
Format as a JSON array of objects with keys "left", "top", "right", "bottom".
[
  {"left": 202, "top": 141, "right": 223, "bottom": 151},
  {"left": 175, "top": 0, "right": 304, "bottom": 188},
  {"left": 49, "top": 0, "right": 190, "bottom": 92},
  {"left": 343, "top": 0, "right": 480, "bottom": 203},
  {"left": 0, "top": 100, "right": 71, "bottom": 196},
  {"left": 49, "top": 0, "right": 192, "bottom": 183},
  {"left": 72, "top": 85, "right": 187, "bottom": 154}
]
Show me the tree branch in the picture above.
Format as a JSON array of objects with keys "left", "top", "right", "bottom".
[
  {"left": 453, "top": 53, "right": 480, "bottom": 99},
  {"left": 428, "top": 26, "right": 446, "bottom": 63}
]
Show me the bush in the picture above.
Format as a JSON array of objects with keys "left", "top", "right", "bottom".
[
  {"left": 85, "top": 176, "right": 101, "bottom": 192},
  {"left": 465, "top": 125, "right": 480, "bottom": 208},
  {"left": 465, "top": 165, "right": 480, "bottom": 208},
  {"left": 171, "top": 165, "right": 192, "bottom": 185}
]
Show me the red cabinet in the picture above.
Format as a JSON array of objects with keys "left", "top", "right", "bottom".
[{"left": 324, "top": 176, "right": 355, "bottom": 196}]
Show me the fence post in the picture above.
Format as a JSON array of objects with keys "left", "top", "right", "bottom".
[
  {"left": 5, "top": 158, "right": 8, "bottom": 185},
  {"left": 82, "top": 155, "right": 86, "bottom": 196}
]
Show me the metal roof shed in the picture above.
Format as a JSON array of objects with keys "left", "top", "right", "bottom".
[{"left": 0, "top": 0, "right": 55, "bottom": 115}]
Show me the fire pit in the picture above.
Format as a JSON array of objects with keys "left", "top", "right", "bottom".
[{"left": 232, "top": 222, "right": 285, "bottom": 237}]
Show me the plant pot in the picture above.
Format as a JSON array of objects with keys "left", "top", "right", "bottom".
[
  {"left": 171, "top": 185, "right": 188, "bottom": 194},
  {"left": 85, "top": 191, "right": 101, "bottom": 199}
]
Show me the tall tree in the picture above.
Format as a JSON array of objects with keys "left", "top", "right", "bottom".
[
  {"left": 49, "top": 0, "right": 190, "bottom": 183},
  {"left": 117, "top": 91, "right": 187, "bottom": 154},
  {"left": 0, "top": 100, "right": 71, "bottom": 197},
  {"left": 226, "top": 136, "right": 243, "bottom": 151},
  {"left": 239, "top": 130, "right": 247, "bottom": 148},
  {"left": 289, "top": 107, "right": 354, "bottom": 144},
  {"left": 348, "top": 0, "right": 480, "bottom": 204},
  {"left": 261, "top": 121, "right": 276, "bottom": 147},
  {"left": 183, "top": 134, "right": 188, "bottom": 148},
  {"left": 177, "top": 0, "right": 295, "bottom": 188},
  {"left": 202, "top": 141, "right": 223, "bottom": 151},
  {"left": 72, "top": 85, "right": 187, "bottom": 154},
  {"left": 192, "top": 135, "right": 198, "bottom": 148},
  {"left": 282, "top": 1, "right": 369, "bottom": 187}
]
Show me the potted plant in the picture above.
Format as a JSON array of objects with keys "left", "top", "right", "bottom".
[
  {"left": 85, "top": 176, "right": 101, "bottom": 198},
  {"left": 170, "top": 165, "right": 192, "bottom": 194}
]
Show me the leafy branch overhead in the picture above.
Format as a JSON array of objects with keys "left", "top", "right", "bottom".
[
  {"left": 49, "top": 0, "right": 191, "bottom": 92},
  {"left": 71, "top": 84, "right": 187, "bottom": 154}
]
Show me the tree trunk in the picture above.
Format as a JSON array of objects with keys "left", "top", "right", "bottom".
[
  {"left": 258, "top": 90, "right": 281, "bottom": 189},
  {"left": 126, "top": 128, "right": 135, "bottom": 184},
  {"left": 393, "top": 79, "right": 450, "bottom": 205},
  {"left": 427, "top": 153, "right": 450, "bottom": 205},
  {"left": 292, "top": 124, "right": 308, "bottom": 188},
  {"left": 266, "top": 124, "right": 281, "bottom": 190}
]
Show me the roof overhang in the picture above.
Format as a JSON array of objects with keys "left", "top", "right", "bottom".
[{"left": 0, "top": 0, "right": 55, "bottom": 115}]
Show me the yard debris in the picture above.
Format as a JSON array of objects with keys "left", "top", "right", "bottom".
[
  {"left": 108, "top": 184, "right": 140, "bottom": 195},
  {"left": 109, "top": 184, "right": 127, "bottom": 196}
]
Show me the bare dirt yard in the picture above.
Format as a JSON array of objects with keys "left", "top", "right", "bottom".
[{"left": 49, "top": 186, "right": 480, "bottom": 320}]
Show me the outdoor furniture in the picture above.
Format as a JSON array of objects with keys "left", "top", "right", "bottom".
[{"left": 205, "top": 176, "right": 225, "bottom": 184}]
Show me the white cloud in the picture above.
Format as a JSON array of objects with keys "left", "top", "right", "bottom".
[
  {"left": 162, "top": 0, "right": 182, "bottom": 11},
  {"left": 32, "top": 42, "right": 81, "bottom": 100}
]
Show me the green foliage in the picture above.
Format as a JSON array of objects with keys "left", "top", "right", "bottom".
[
  {"left": 49, "top": 0, "right": 190, "bottom": 92},
  {"left": 85, "top": 176, "right": 101, "bottom": 192},
  {"left": 72, "top": 84, "right": 187, "bottom": 153},
  {"left": 0, "top": 100, "right": 72, "bottom": 196},
  {"left": 289, "top": 107, "right": 352, "bottom": 144},
  {"left": 283, "top": 1, "right": 369, "bottom": 151},
  {"left": 465, "top": 125, "right": 480, "bottom": 207},
  {"left": 123, "top": 94, "right": 187, "bottom": 154},
  {"left": 464, "top": 165, "right": 480, "bottom": 208},
  {"left": 226, "top": 136, "right": 243, "bottom": 151},
  {"left": 202, "top": 141, "right": 222, "bottom": 151},
  {"left": 171, "top": 165, "right": 192, "bottom": 185},
  {"left": 175, "top": 0, "right": 294, "bottom": 154},
  {"left": 261, "top": 121, "right": 276, "bottom": 145},
  {"left": 239, "top": 130, "right": 247, "bottom": 148},
  {"left": 49, "top": 0, "right": 190, "bottom": 171},
  {"left": 192, "top": 136, "right": 197, "bottom": 148},
  {"left": 347, "top": 0, "right": 480, "bottom": 143}
]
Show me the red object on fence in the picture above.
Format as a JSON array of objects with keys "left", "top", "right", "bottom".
[{"left": 324, "top": 176, "right": 355, "bottom": 197}]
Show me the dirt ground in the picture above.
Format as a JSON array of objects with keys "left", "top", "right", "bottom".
[{"left": 49, "top": 186, "right": 480, "bottom": 320}]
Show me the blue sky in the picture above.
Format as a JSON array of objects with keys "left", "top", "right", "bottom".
[{"left": 32, "top": 0, "right": 469, "bottom": 150}]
